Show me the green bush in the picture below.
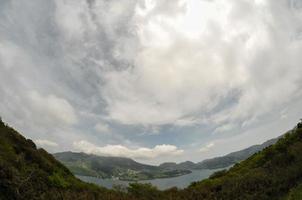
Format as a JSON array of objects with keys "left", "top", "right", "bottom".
[
  {"left": 48, "top": 173, "right": 71, "bottom": 188},
  {"left": 128, "top": 183, "right": 162, "bottom": 200}
]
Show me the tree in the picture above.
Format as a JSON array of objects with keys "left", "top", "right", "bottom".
[{"left": 298, "top": 119, "right": 302, "bottom": 128}]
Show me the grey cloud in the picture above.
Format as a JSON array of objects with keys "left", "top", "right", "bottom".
[
  {"left": 1, "top": 0, "right": 302, "bottom": 164},
  {"left": 2, "top": 0, "right": 302, "bottom": 129},
  {"left": 0, "top": 0, "right": 141, "bottom": 147},
  {"left": 102, "top": 0, "right": 302, "bottom": 128}
]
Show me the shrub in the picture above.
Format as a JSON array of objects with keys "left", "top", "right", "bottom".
[{"left": 48, "top": 173, "right": 70, "bottom": 188}]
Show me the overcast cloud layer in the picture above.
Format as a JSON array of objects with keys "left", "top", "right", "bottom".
[{"left": 0, "top": 0, "right": 302, "bottom": 164}]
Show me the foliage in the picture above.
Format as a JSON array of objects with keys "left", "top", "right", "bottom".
[
  {"left": 209, "top": 169, "right": 227, "bottom": 179},
  {"left": 0, "top": 119, "right": 134, "bottom": 200},
  {"left": 48, "top": 172, "right": 71, "bottom": 188},
  {"left": 180, "top": 124, "right": 302, "bottom": 200},
  {"left": 286, "top": 183, "right": 302, "bottom": 200},
  {"left": 127, "top": 183, "right": 163, "bottom": 200}
]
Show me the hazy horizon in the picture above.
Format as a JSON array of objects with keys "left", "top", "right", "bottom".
[{"left": 1, "top": 0, "right": 302, "bottom": 165}]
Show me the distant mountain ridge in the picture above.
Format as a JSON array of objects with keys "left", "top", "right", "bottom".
[
  {"left": 195, "top": 136, "right": 279, "bottom": 169},
  {"left": 159, "top": 161, "right": 195, "bottom": 170},
  {"left": 55, "top": 136, "right": 279, "bottom": 180},
  {"left": 159, "top": 137, "right": 279, "bottom": 171},
  {"left": 54, "top": 152, "right": 191, "bottom": 181}
]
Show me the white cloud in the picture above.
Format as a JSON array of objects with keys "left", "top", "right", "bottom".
[
  {"left": 199, "top": 142, "right": 215, "bottom": 152},
  {"left": 27, "top": 91, "right": 78, "bottom": 126},
  {"left": 214, "top": 123, "right": 237, "bottom": 134},
  {"left": 2, "top": 0, "right": 301, "bottom": 131},
  {"left": 73, "top": 140, "right": 184, "bottom": 159},
  {"left": 101, "top": 0, "right": 302, "bottom": 128},
  {"left": 140, "top": 0, "right": 187, "bottom": 18},
  {"left": 54, "top": 0, "right": 89, "bottom": 40},
  {"left": 94, "top": 122, "right": 110, "bottom": 133},
  {"left": 35, "top": 139, "right": 58, "bottom": 148}
]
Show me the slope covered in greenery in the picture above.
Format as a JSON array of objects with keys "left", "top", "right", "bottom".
[
  {"left": 0, "top": 119, "right": 132, "bottom": 200},
  {"left": 172, "top": 123, "right": 302, "bottom": 200},
  {"left": 286, "top": 183, "right": 302, "bottom": 200}
]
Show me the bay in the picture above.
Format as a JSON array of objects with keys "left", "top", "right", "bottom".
[{"left": 77, "top": 169, "right": 222, "bottom": 190}]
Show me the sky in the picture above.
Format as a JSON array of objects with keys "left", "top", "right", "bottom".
[{"left": 0, "top": 0, "right": 302, "bottom": 165}]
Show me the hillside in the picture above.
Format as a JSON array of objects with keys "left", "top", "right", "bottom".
[
  {"left": 172, "top": 122, "right": 302, "bottom": 200},
  {"left": 0, "top": 119, "right": 131, "bottom": 200},
  {"left": 54, "top": 152, "right": 191, "bottom": 181}
]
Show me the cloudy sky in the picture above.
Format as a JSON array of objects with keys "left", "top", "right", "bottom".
[{"left": 1, "top": 0, "right": 302, "bottom": 165}]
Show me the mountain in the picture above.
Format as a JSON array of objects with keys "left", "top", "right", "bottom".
[
  {"left": 158, "top": 162, "right": 177, "bottom": 169},
  {"left": 194, "top": 137, "right": 279, "bottom": 169},
  {"left": 160, "top": 137, "right": 279, "bottom": 171},
  {"left": 54, "top": 152, "right": 191, "bottom": 181},
  {"left": 159, "top": 161, "right": 195, "bottom": 170}
]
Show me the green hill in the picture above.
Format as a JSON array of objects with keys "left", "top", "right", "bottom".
[
  {"left": 173, "top": 122, "right": 302, "bottom": 200},
  {"left": 0, "top": 119, "right": 131, "bottom": 200},
  {"left": 54, "top": 152, "right": 191, "bottom": 181}
]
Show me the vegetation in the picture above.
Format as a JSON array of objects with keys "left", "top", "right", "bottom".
[
  {"left": 1, "top": 117, "right": 302, "bottom": 200},
  {"left": 0, "top": 119, "right": 132, "bottom": 200},
  {"left": 178, "top": 124, "right": 302, "bottom": 200},
  {"left": 286, "top": 183, "right": 302, "bottom": 200}
]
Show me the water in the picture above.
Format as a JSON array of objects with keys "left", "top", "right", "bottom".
[{"left": 77, "top": 169, "right": 222, "bottom": 190}]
